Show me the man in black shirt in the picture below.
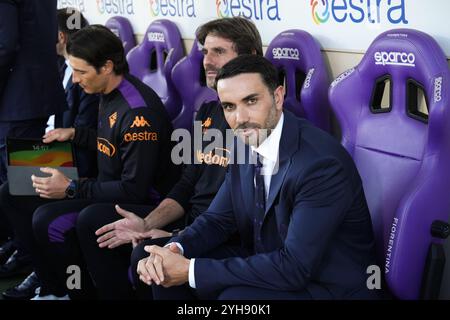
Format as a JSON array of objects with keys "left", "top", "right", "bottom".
[
  {"left": 0, "top": 25, "right": 180, "bottom": 300},
  {"left": 78, "top": 17, "right": 263, "bottom": 299}
]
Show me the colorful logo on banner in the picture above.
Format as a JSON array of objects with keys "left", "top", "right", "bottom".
[
  {"left": 97, "top": 0, "right": 135, "bottom": 15},
  {"left": 149, "top": 0, "right": 160, "bottom": 16},
  {"left": 58, "top": 0, "right": 86, "bottom": 12},
  {"left": 216, "top": 0, "right": 280, "bottom": 21},
  {"left": 216, "top": 0, "right": 230, "bottom": 18},
  {"left": 311, "top": 0, "right": 330, "bottom": 24},
  {"left": 149, "top": 0, "right": 196, "bottom": 17},
  {"left": 311, "top": 0, "right": 408, "bottom": 25}
]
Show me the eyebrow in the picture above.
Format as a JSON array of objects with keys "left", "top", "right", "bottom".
[
  {"left": 220, "top": 93, "right": 259, "bottom": 107},
  {"left": 203, "top": 46, "right": 226, "bottom": 52},
  {"left": 72, "top": 68, "right": 86, "bottom": 73},
  {"left": 241, "top": 93, "right": 259, "bottom": 102}
]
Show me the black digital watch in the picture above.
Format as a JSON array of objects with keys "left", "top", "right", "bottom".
[{"left": 65, "top": 180, "right": 77, "bottom": 199}]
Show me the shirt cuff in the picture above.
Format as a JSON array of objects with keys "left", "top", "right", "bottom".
[
  {"left": 188, "top": 258, "right": 196, "bottom": 289},
  {"left": 165, "top": 242, "right": 184, "bottom": 256},
  {"left": 165, "top": 242, "right": 193, "bottom": 287}
]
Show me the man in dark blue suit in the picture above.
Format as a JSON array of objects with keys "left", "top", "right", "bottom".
[
  {"left": 0, "top": 0, "right": 65, "bottom": 288},
  {"left": 53, "top": 8, "right": 98, "bottom": 179},
  {"left": 137, "top": 55, "right": 380, "bottom": 300},
  {"left": 0, "top": 0, "right": 66, "bottom": 183}
]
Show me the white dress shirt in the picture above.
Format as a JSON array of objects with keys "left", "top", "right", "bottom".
[
  {"left": 46, "top": 61, "right": 72, "bottom": 132},
  {"left": 250, "top": 112, "right": 284, "bottom": 199},
  {"left": 62, "top": 60, "right": 73, "bottom": 89}
]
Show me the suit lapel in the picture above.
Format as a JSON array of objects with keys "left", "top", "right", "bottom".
[
  {"left": 241, "top": 162, "right": 255, "bottom": 214},
  {"left": 65, "top": 77, "right": 74, "bottom": 93},
  {"left": 264, "top": 155, "right": 291, "bottom": 216},
  {"left": 236, "top": 139, "right": 255, "bottom": 214},
  {"left": 264, "top": 111, "right": 300, "bottom": 216}
]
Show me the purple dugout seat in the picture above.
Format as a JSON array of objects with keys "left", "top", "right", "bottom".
[
  {"left": 171, "top": 40, "right": 217, "bottom": 130},
  {"left": 265, "top": 30, "right": 331, "bottom": 132},
  {"left": 127, "top": 19, "right": 184, "bottom": 119},
  {"left": 329, "top": 29, "right": 450, "bottom": 299},
  {"left": 105, "top": 16, "right": 136, "bottom": 55}
]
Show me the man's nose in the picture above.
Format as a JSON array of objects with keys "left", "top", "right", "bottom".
[
  {"left": 72, "top": 73, "right": 80, "bottom": 84},
  {"left": 203, "top": 52, "right": 215, "bottom": 68},
  {"left": 235, "top": 106, "right": 249, "bottom": 126}
]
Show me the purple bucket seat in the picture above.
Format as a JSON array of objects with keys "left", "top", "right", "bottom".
[
  {"left": 105, "top": 16, "right": 136, "bottom": 55},
  {"left": 171, "top": 40, "right": 217, "bottom": 130},
  {"left": 127, "top": 19, "right": 184, "bottom": 119},
  {"left": 329, "top": 29, "right": 450, "bottom": 299},
  {"left": 266, "top": 29, "right": 331, "bottom": 132}
]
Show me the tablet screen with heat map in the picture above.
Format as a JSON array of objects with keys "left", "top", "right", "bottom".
[{"left": 7, "top": 139, "right": 74, "bottom": 167}]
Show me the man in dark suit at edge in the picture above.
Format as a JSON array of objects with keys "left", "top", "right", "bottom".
[
  {"left": 53, "top": 8, "right": 99, "bottom": 179},
  {"left": 0, "top": 0, "right": 66, "bottom": 184},
  {"left": 0, "top": 0, "right": 66, "bottom": 289},
  {"left": 0, "top": 7, "right": 100, "bottom": 300}
]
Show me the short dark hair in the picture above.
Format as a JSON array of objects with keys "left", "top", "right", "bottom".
[
  {"left": 215, "top": 55, "right": 279, "bottom": 93},
  {"left": 67, "top": 25, "right": 129, "bottom": 75},
  {"left": 57, "top": 8, "right": 89, "bottom": 37},
  {"left": 196, "top": 17, "right": 263, "bottom": 56}
]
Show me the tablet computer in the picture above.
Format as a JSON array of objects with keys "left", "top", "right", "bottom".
[{"left": 6, "top": 137, "right": 79, "bottom": 196}]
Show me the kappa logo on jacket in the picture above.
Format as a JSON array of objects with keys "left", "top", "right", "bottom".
[
  {"left": 109, "top": 112, "right": 117, "bottom": 128},
  {"left": 130, "top": 116, "right": 150, "bottom": 128},
  {"left": 202, "top": 117, "right": 212, "bottom": 133}
]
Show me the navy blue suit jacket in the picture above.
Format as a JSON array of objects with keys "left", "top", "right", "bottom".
[
  {"left": 55, "top": 75, "right": 99, "bottom": 178},
  {"left": 174, "top": 111, "right": 378, "bottom": 299},
  {"left": 0, "top": 0, "right": 66, "bottom": 121}
]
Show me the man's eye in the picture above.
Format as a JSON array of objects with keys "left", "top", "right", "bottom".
[
  {"left": 248, "top": 98, "right": 257, "bottom": 105},
  {"left": 222, "top": 104, "right": 234, "bottom": 111}
]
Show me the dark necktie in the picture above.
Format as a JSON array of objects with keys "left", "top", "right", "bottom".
[{"left": 254, "top": 154, "right": 265, "bottom": 253}]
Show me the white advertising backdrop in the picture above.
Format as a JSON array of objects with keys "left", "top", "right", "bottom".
[{"left": 57, "top": 0, "right": 450, "bottom": 56}]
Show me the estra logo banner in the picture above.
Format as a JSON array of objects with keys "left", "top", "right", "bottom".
[
  {"left": 149, "top": 0, "right": 197, "bottom": 17},
  {"left": 216, "top": 0, "right": 281, "bottom": 21},
  {"left": 58, "top": 0, "right": 86, "bottom": 12},
  {"left": 96, "top": 0, "right": 135, "bottom": 15},
  {"left": 310, "top": 0, "right": 408, "bottom": 25}
]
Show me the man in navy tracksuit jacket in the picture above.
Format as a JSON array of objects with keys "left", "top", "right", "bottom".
[{"left": 0, "top": 25, "right": 180, "bottom": 299}]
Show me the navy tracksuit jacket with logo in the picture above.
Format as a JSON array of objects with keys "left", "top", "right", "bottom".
[{"left": 72, "top": 74, "right": 180, "bottom": 203}]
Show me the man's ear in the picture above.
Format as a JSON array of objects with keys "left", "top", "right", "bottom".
[
  {"left": 102, "top": 60, "right": 114, "bottom": 74},
  {"left": 58, "top": 31, "right": 66, "bottom": 44},
  {"left": 274, "top": 85, "right": 285, "bottom": 110}
]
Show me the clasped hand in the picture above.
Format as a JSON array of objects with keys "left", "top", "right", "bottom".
[{"left": 137, "top": 243, "right": 190, "bottom": 288}]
